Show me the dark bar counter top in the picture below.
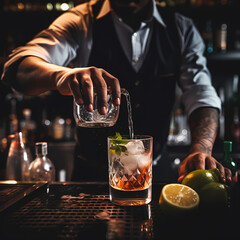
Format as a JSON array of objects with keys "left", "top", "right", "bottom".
[{"left": 0, "top": 181, "right": 240, "bottom": 240}]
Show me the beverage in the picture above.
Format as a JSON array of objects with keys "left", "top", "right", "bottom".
[
  {"left": 108, "top": 135, "right": 153, "bottom": 206},
  {"left": 121, "top": 88, "right": 134, "bottom": 139}
]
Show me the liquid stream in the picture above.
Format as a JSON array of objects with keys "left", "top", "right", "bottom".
[{"left": 121, "top": 88, "right": 134, "bottom": 139}]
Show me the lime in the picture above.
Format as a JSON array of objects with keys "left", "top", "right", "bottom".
[
  {"left": 182, "top": 169, "right": 220, "bottom": 194},
  {"left": 159, "top": 184, "right": 199, "bottom": 215},
  {"left": 198, "top": 182, "right": 228, "bottom": 209}
]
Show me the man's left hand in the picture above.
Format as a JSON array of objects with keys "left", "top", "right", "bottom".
[{"left": 178, "top": 152, "right": 232, "bottom": 183}]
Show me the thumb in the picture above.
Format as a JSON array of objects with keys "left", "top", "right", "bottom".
[
  {"left": 178, "top": 164, "right": 188, "bottom": 183},
  {"left": 178, "top": 174, "right": 185, "bottom": 183}
]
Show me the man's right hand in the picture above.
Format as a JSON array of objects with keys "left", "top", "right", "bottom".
[
  {"left": 16, "top": 57, "right": 121, "bottom": 115},
  {"left": 55, "top": 67, "right": 121, "bottom": 115}
]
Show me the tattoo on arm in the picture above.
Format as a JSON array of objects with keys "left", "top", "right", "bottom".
[{"left": 189, "top": 107, "right": 219, "bottom": 154}]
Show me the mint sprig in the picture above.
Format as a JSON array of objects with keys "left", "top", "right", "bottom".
[{"left": 110, "top": 132, "right": 128, "bottom": 155}]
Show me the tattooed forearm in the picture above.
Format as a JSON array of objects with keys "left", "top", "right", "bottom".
[{"left": 189, "top": 107, "right": 219, "bottom": 154}]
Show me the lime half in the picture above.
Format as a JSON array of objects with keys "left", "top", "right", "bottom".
[{"left": 159, "top": 184, "right": 199, "bottom": 215}]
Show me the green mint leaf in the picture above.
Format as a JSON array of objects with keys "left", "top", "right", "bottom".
[
  {"left": 109, "top": 133, "right": 128, "bottom": 155},
  {"left": 115, "top": 132, "right": 122, "bottom": 140}
]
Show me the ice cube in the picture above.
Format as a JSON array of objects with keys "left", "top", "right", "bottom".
[
  {"left": 119, "top": 154, "right": 138, "bottom": 175},
  {"left": 137, "top": 153, "right": 152, "bottom": 170},
  {"left": 93, "top": 109, "right": 105, "bottom": 122},
  {"left": 125, "top": 140, "right": 145, "bottom": 155}
]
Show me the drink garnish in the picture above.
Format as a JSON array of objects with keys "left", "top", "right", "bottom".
[{"left": 109, "top": 132, "right": 128, "bottom": 156}]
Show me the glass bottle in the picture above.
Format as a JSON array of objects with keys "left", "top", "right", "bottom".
[
  {"left": 20, "top": 108, "right": 36, "bottom": 147},
  {"left": 6, "top": 132, "right": 31, "bottom": 181},
  {"left": 221, "top": 141, "right": 238, "bottom": 182},
  {"left": 29, "top": 142, "right": 55, "bottom": 182}
]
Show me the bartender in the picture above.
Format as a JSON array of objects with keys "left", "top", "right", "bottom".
[{"left": 1, "top": 0, "right": 232, "bottom": 182}]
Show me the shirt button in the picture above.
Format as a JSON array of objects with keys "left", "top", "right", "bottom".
[
  {"left": 135, "top": 104, "right": 140, "bottom": 109},
  {"left": 133, "top": 57, "right": 139, "bottom": 63},
  {"left": 133, "top": 32, "right": 138, "bottom": 37},
  {"left": 135, "top": 80, "right": 140, "bottom": 86}
]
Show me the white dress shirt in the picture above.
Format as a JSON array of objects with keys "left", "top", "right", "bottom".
[{"left": 1, "top": 0, "right": 221, "bottom": 117}]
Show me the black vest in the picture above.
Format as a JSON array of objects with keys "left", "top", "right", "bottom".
[{"left": 74, "top": 5, "right": 180, "bottom": 178}]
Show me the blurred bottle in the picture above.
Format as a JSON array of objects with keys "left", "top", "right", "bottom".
[
  {"left": 29, "top": 142, "right": 55, "bottom": 182},
  {"left": 220, "top": 141, "right": 238, "bottom": 182},
  {"left": 8, "top": 113, "right": 18, "bottom": 135},
  {"left": 219, "top": 0, "right": 228, "bottom": 6},
  {"left": 230, "top": 75, "right": 240, "bottom": 143},
  {"left": 203, "top": 0, "right": 216, "bottom": 6},
  {"left": 53, "top": 116, "right": 65, "bottom": 141},
  {"left": 8, "top": 98, "right": 18, "bottom": 135},
  {"left": 216, "top": 23, "right": 228, "bottom": 52},
  {"left": 39, "top": 109, "right": 52, "bottom": 141},
  {"left": 202, "top": 20, "right": 214, "bottom": 54},
  {"left": 231, "top": 107, "right": 240, "bottom": 143},
  {"left": 64, "top": 118, "right": 73, "bottom": 141},
  {"left": 218, "top": 88, "right": 225, "bottom": 140},
  {"left": 230, "top": 169, "right": 240, "bottom": 215},
  {"left": 194, "top": 0, "right": 203, "bottom": 6},
  {"left": 6, "top": 132, "right": 31, "bottom": 181},
  {"left": 5, "top": 92, "right": 23, "bottom": 136},
  {"left": 174, "top": 108, "right": 190, "bottom": 145},
  {"left": 20, "top": 108, "right": 36, "bottom": 146},
  {"left": 0, "top": 138, "right": 8, "bottom": 179},
  {"left": 167, "top": 114, "right": 175, "bottom": 145}
]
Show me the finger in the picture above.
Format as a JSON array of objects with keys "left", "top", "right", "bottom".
[
  {"left": 178, "top": 160, "right": 189, "bottom": 183},
  {"left": 102, "top": 70, "right": 121, "bottom": 106},
  {"left": 178, "top": 174, "right": 186, "bottom": 183},
  {"left": 215, "top": 162, "right": 226, "bottom": 183},
  {"left": 79, "top": 74, "right": 94, "bottom": 112},
  {"left": 224, "top": 167, "right": 232, "bottom": 184},
  {"left": 68, "top": 79, "right": 84, "bottom": 105},
  {"left": 205, "top": 156, "right": 217, "bottom": 169},
  {"left": 91, "top": 70, "right": 108, "bottom": 115}
]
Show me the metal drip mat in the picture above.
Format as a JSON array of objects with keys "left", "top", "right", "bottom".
[
  {"left": 0, "top": 182, "right": 47, "bottom": 213},
  {"left": 1, "top": 182, "right": 238, "bottom": 239},
  {"left": 1, "top": 183, "right": 156, "bottom": 240}
]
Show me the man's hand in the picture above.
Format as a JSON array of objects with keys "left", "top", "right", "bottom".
[
  {"left": 55, "top": 67, "right": 121, "bottom": 115},
  {"left": 16, "top": 57, "right": 121, "bottom": 115},
  {"left": 178, "top": 152, "right": 232, "bottom": 183},
  {"left": 178, "top": 107, "right": 232, "bottom": 184}
]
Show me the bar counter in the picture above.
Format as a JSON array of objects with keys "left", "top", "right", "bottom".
[{"left": 0, "top": 181, "right": 239, "bottom": 239}]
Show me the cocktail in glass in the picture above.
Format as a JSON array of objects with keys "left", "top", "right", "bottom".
[{"left": 108, "top": 135, "right": 153, "bottom": 206}]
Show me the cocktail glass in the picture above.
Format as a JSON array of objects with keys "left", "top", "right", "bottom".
[{"left": 108, "top": 135, "right": 153, "bottom": 206}]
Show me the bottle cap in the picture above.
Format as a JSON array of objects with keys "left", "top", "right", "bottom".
[
  {"left": 224, "top": 141, "right": 232, "bottom": 152},
  {"left": 35, "top": 142, "right": 48, "bottom": 155}
]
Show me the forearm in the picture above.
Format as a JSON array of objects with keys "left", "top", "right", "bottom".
[
  {"left": 189, "top": 107, "right": 219, "bottom": 155},
  {"left": 15, "top": 56, "right": 69, "bottom": 95}
]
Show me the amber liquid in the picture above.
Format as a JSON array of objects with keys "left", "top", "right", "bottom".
[
  {"left": 109, "top": 162, "right": 152, "bottom": 206},
  {"left": 109, "top": 185, "right": 152, "bottom": 206}
]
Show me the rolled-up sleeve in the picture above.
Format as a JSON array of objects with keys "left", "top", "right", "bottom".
[
  {"left": 176, "top": 13, "right": 221, "bottom": 117},
  {"left": 1, "top": 5, "right": 91, "bottom": 85}
]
